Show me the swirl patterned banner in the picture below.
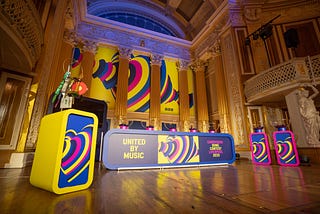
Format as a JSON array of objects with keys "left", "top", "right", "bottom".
[
  {"left": 249, "top": 132, "right": 271, "bottom": 165},
  {"left": 71, "top": 47, "right": 83, "bottom": 78},
  {"left": 273, "top": 130, "right": 300, "bottom": 166},
  {"left": 91, "top": 47, "right": 195, "bottom": 113},
  {"left": 158, "top": 135, "right": 199, "bottom": 164},
  {"left": 90, "top": 47, "right": 118, "bottom": 109},
  {"left": 127, "top": 55, "right": 151, "bottom": 112}
]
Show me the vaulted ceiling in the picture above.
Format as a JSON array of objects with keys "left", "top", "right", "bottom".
[{"left": 86, "top": 0, "right": 224, "bottom": 41}]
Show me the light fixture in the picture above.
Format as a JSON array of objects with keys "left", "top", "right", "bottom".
[
  {"left": 253, "top": 32, "right": 259, "bottom": 40},
  {"left": 259, "top": 24, "right": 273, "bottom": 40},
  {"left": 243, "top": 15, "right": 280, "bottom": 66},
  {"left": 245, "top": 37, "right": 251, "bottom": 46}
]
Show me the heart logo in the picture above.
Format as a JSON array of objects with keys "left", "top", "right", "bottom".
[
  {"left": 276, "top": 139, "right": 295, "bottom": 163},
  {"left": 60, "top": 125, "right": 93, "bottom": 183},
  {"left": 252, "top": 141, "right": 267, "bottom": 162}
]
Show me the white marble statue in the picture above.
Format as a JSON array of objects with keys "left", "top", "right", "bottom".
[{"left": 297, "top": 84, "right": 320, "bottom": 145}]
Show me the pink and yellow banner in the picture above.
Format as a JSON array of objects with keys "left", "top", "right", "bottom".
[
  {"left": 90, "top": 46, "right": 118, "bottom": 109},
  {"left": 90, "top": 46, "right": 195, "bottom": 115},
  {"left": 160, "top": 60, "right": 179, "bottom": 115}
]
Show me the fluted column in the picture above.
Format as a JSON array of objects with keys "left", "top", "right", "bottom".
[
  {"left": 26, "top": 0, "right": 69, "bottom": 148},
  {"left": 81, "top": 40, "right": 97, "bottom": 96},
  {"left": 178, "top": 60, "right": 190, "bottom": 132},
  {"left": 54, "top": 40, "right": 73, "bottom": 95},
  {"left": 214, "top": 54, "right": 231, "bottom": 133},
  {"left": 114, "top": 47, "right": 132, "bottom": 126},
  {"left": 149, "top": 54, "right": 163, "bottom": 130},
  {"left": 194, "top": 61, "right": 209, "bottom": 132}
]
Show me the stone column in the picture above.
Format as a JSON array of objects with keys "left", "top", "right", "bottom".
[
  {"left": 26, "top": 0, "right": 69, "bottom": 148},
  {"left": 114, "top": 47, "right": 132, "bottom": 126},
  {"left": 178, "top": 60, "right": 190, "bottom": 132},
  {"left": 194, "top": 61, "right": 209, "bottom": 132},
  {"left": 53, "top": 40, "right": 73, "bottom": 95},
  {"left": 214, "top": 54, "right": 231, "bottom": 133},
  {"left": 81, "top": 40, "right": 97, "bottom": 96},
  {"left": 149, "top": 54, "right": 163, "bottom": 130}
]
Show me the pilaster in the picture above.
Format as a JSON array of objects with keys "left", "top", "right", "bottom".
[
  {"left": 178, "top": 60, "right": 190, "bottom": 132},
  {"left": 193, "top": 60, "right": 209, "bottom": 132},
  {"left": 149, "top": 54, "right": 163, "bottom": 130},
  {"left": 26, "top": 0, "right": 69, "bottom": 149},
  {"left": 114, "top": 47, "right": 132, "bottom": 126},
  {"left": 81, "top": 40, "right": 97, "bottom": 95},
  {"left": 220, "top": 28, "right": 248, "bottom": 148}
]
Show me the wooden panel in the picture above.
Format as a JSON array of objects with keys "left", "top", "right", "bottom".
[
  {"left": 285, "top": 21, "right": 320, "bottom": 57},
  {"left": 0, "top": 73, "right": 30, "bottom": 150},
  {"left": 235, "top": 28, "right": 255, "bottom": 75}
]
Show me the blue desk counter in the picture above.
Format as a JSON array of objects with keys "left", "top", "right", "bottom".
[{"left": 102, "top": 129, "right": 236, "bottom": 170}]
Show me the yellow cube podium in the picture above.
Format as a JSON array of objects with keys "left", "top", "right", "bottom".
[{"left": 30, "top": 109, "right": 98, "bottom": 194}]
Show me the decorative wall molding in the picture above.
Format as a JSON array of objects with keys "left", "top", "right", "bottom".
[
  {"left": 63, "top": 30, "right": 98, "bottom": 53},
  {"left": 0, "top": 0, "right": 44, "bottom": 72},
  {"left": 191, "top": 6, "right": 230, "bottom": 60},
  {"left": 243, "top": 6, "right": 262, "bottom": 23},
  {"left": 76, "top": 22, "right": 190, "bottom": 60}
]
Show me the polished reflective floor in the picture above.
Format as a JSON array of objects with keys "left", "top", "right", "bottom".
[{"left": 1, "top": 159, "right": 320, "bottom": 213}]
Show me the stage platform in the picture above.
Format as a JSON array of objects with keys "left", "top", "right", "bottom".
[{"left": 2, "top": 160, "right": 320, "bottom": 213}]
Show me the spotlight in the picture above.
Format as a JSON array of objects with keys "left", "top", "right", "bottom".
[
  {"left": 253, "top": 32, "right": 259, "bottom": 40},
  {"left": 245, "top": 38, "right": 251, "bottom": 45},
  {"left": 259, "top": 24, "right": 273, "bottom": 40}
]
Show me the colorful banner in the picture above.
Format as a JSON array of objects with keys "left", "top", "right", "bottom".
[
  {"left": 160, "top": 60, "right": 179, "bottom": 115},
  {"left": 90, "top": 46, "right": 195, "bottom": 115},
  {"left": 71, "top": 47, "right": 83, "bottom": 78},
  {"left": 91, "top": 46, "right": 118, "bottom": 109},
  {"left": 249, "top": 132, "right": 272, "bottom": 165},
  {"left": 273, "top": 130, "right": 300, "bottom": 166},
  {"left": 127, "top": 54, "right": 151, "bottom": 112},
  {"left": 102, "top": 129, "right": 236, "bottom": 170}
]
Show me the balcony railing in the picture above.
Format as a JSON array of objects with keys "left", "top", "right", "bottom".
[{"left": 244, "top": 55, "right": 320, "bottom": 104}]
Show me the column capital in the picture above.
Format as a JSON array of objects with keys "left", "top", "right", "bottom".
[
  {"left": 190, "top": 60, "right": 207, "bottom": 72},
  {"left": 63, "top": 30, "right": 78, "bottom": 46},
  {"left": 210, "top": 40, "right": 221, "bottom": 56},
  {"left": 63, "top": 30, "right": 98, "bottom": 54},
  {"left": 82, "top": 40, "right": 97, "bottom": 53},
  {"left": 151, "top": 54, "right": 163, "bottom": 66},
  {"left": 118, "top": 47, "right": 132, "bottom": 59},
  {"left": 177, "top": 60, "right": 190, "bottom": 71}
]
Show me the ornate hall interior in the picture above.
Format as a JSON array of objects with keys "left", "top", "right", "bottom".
[{"left": 1, "top": 0, "right": 320, "bottom": 213}]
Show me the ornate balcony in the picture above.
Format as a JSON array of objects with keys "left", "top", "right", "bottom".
[
  {"left": 244, "top": 55, "right": 320, "bottom": 104},
  {"left": 0, "top": 0, "right": 43, "bottom": 74}
]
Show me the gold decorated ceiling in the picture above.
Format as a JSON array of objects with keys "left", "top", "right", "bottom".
[{"left": 87, "top": 0, "right": 224, "bottom": 40}]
